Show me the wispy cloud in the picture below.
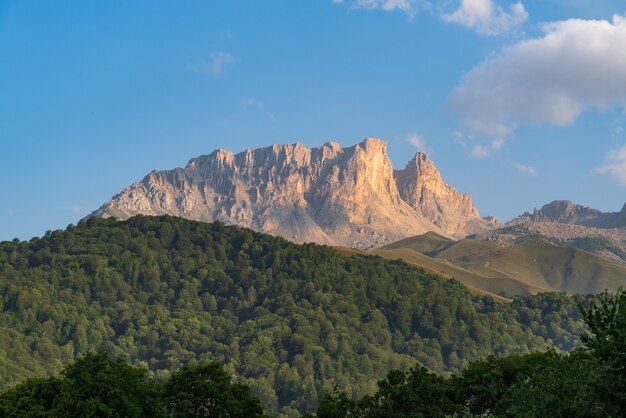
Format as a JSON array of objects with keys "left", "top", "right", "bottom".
[
  {"left": 450, "top": 14, "right": 626, "bottom": 138},
  {"left": 209, "top": 52, "right": 233, "bottom": 75},
  {"left": 596, "top": 143, "right": 626, "bottom": 186},
  {"left": 443, "top": 0, "right": 528, "bottom": 36},
  {"left": 404, "top": 132, "right": 426, "bottom": 150},
  {"left": 469, "top": 138, "right": 504, "bottom": 158},
  {"left": 188, "top": 51, "right": 234, "bottom": 76},
  {"left": 349, "top": 0, "right": 429, "bottom": 20},
  {"left": 242, "top": 97, "right": 276, "bottom": 121},
  {"left": 453, "top": 130, "right": 503, "bottom": 158},
  {"left": 513, "top": 162, "right": 537, "bottom": 176},
  {"left": 335, "top": 0, "right": 527, "bottom": 33}
]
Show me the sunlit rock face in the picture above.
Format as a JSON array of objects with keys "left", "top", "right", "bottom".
[{"left": 92, "top": 138, "right": 487, "bottom": 248}]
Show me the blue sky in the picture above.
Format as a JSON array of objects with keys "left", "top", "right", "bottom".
[{"left": 2, "top": 0, "right": 626, "bottom": 241}]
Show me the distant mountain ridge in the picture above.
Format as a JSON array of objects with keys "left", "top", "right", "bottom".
[
  {"left": 516, "top": 200, "right": 626, "bottom": 228},
  {"left": 468, "top": 200, "right": 626, "bottom": 264},
  {"left": 92, "top": 138, "right": 489, "bottom": 248}
]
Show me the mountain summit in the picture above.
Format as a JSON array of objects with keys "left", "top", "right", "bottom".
[{"left": 92, "top": 138, "right": 486, "bottom": 248}]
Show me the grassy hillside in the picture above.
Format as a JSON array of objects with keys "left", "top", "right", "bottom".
[
  {"left": 376, "top": 234, "right": 626, "bottom": 297},
  {"left": 0, "top": 216, "right": 588, "bottom": 416},
  {"left": 379, "top": 232, "right": 455, "bottom": 256},
  {"left": 371, "top": 247, "right": 532, "bottom": 299}
]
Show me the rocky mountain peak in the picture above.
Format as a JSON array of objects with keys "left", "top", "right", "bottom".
[
  {"left": 394, "top": 152, "right": 481, "bottom": 237},
  {"left": 512, "top": 199, "right": 626, "bottom": 230},
  {"left": 358, "top": 137, "right": 387, "bottom": 153},
  {"left": 520, "top": 200, "right": 603, "bottom": 225},
  {"left": 91, "top": 139, "right": 487, "bottom": 248}
]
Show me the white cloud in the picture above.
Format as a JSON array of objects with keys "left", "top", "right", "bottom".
[
  {"left": 450, "top": 14, "right": 626, "bottom": 138},
  {"left": 242, "top": 97, "right": 276, "bottom": 121},
  {"left": 338, "top": 0, "right": 526, "bottom": 31},
  {"left": 443, "top": 0, "right": 528, "bottom": 35},
  {"left": 209, "top": 52, "right": 233, "bottom": 75},
  {"left": 188, "top": 52, "right": 233, "bottom": 76},
  {"left": 351, "top": 0, "right": 428, "bottom": 20},
  {"left": 514, "top": 162, "right": 537, "bottom": 175},
  {"left": 405, "top": 133, "right": 426, "bottom": 150},
  {"left": 597, "top": 143, "right": 626, "bottom": 186},
  {"left": 452, "top": 130, "right": 501, "bottom": 157},
  {"left": 469, "top": 138, "right": 504, "bottom": 157}
]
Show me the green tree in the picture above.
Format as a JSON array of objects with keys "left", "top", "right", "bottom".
[
  {"left": 580, "top": 288, "right": 626, "bottom": 414},
  {"left": 163, "top": 361, "right": 265, "bottom": 418},
  {"left": 355, "top": 365, "right": 459, "bottom": 418},
  {"left": 0, "top": 377, "right": 61, "bottom": 418},
  {"left": 455, "top": 350, "right": 610, "bottom": 417},
  {"left": 0, "top": 352, "right": 162, "bottom": 418},
  {"left": 312, "top": 389, "right": 357, "bottom": 418},
  {"left": 52, "top": 352, "right": 163, "bottom": 417}
]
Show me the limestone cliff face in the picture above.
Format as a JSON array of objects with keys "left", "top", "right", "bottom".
[
  {"left": 394, "top": 152, "right": 482, "bottom": 237},
  {"left": 92, "top": 138, "right": 485, "bottom": 248}
]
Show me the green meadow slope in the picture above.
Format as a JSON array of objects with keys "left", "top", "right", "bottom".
[{"left": 374, "top": 234, "right": 626, "bottom": 297}]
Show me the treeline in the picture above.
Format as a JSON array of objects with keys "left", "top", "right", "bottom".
[
  {"left": 0, "top": 216, "right": 589, "bottom": 415},
  {"left": 0, "top": 352, "right": 266, "bottom": 417},
  {"left": 3, "top": 289, "right": 626, "bottom": 417}
]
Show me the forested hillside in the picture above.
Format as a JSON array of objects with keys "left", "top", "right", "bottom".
[{"left": 0, "top": 216, "right": 588, "bottom": 416}]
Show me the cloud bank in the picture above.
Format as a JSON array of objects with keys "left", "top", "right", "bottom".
[{"left": 450, "top": 14, "right": 626, "bottom": 137}]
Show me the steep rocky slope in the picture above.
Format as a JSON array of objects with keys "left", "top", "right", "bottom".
[
  {"left": 395, "top": 152, "right": 487, "bottom": 236},
  {"left": 92, "top": 138, "right": 486, "bottom": 248}
]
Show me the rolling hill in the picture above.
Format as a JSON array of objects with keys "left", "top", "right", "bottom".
[{"left": 373, "top": 234, "right": 626, "bottom": 297}]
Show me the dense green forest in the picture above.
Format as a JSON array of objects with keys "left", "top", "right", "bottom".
[
  {"left": 0, "top": 216, "right": 589, "bottom": 416},
  {"left": 4, "top": 289, "right": 626, "bottom": 417},
  {"left": 313, "top": 288, "right": 626, "bottom": 417}
]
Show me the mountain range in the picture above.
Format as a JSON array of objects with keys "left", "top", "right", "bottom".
[
  {"left": 516, "top": 200, "right": 626, "bottom": 228},
  {"left": 91, "top": 138, "right": 626, "bottom": 295},
  {"left": 92, "top": 138, "right": 491, "bottom": 249}
]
